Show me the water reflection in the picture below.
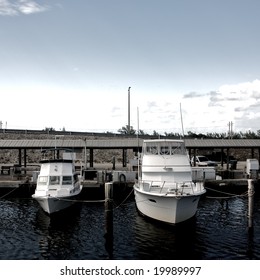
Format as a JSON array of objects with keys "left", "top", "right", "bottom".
[
  {"left": 196, "top": 196, "right": 260, "bottom": 259},
  {"left": 133, "top": 212, "right": 201, "bottom": 260},
  {"left": 33, "top": 205, "right": 82, "bottom": 259},
  {"left": 1, "top": 193, "right": 260, "bottom": 259}
]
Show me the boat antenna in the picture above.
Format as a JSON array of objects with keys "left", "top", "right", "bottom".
[
  {"left": 137, "top": 107, "right": 140, "bottom": 180},
  {"left": 180, "top": 103, "right": 185, "bottom": 140}
]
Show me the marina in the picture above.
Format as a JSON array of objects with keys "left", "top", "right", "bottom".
[
  {"left": 1, "top": 134, "right": 260, "bottom": 260},
  {"left": 0, "top": 157, "right": 260, "bottom": 260}
]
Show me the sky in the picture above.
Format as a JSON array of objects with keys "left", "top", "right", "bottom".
[{"left": 1, "top": 0, "right": 260, "bottom": 135}]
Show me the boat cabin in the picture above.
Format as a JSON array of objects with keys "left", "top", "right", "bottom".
[
  {"left": 36, "top": 159, "right": 79, "bottom": 190},
  {"left": 141, "top": 140, "right": 192, "bottom": 187},
  {"left": 143, "top": 139, "right": 186, "bottom": 156}
]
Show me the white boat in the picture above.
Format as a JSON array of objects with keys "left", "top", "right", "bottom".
[
  {"left": 134, "top": 139, "right": 206, "bottom": 224},
  {"left": 32, "top": 158, "right": 82, "bottom": 214}
]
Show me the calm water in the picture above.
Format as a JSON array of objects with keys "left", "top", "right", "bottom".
[{"left": 0, "top": 188, "right": 260, "bottom": 260}]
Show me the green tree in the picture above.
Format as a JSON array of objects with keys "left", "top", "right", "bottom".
[{"left": 118, "top": 125, "right": 136, "bottom": 135}]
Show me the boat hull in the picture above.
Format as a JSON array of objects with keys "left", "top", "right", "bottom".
[
  {"left": 32, "top": 192, "right": 81, "bottom": 215},
  {"left": 134, "top": 188, "right": 204, "bottom": 224}
]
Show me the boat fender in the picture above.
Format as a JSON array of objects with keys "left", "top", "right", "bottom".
[{"left": 119, "top": 174, "right": 126, "bottom": 183}]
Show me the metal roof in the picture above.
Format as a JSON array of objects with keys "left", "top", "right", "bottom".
[
  {"left": 0, "top": 138, "right": 140, "bottom": 149},
  {"left": 184, "top": 139, "right": 260, "bottom": 148},
  {"left": 1, "top": 138, "right": 260, "bottom": 149}
]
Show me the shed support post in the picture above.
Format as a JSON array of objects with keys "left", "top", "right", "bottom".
[
  {"left": 18, "top": 148, "right": 22, "bottom": 166},
  {"left": 23, "top": 149, "right": 27, "bottom": 174},
  {"left": 221, "top": 148, "right": 224, "bottom": 167},
  {"left": 122, "top": 148, "right": 127, "bottom": 167},
  {"left": 89, "top": 148, "right": 94, "bottom": 168},
  {"left": 226, "top": 148, "right": 230, "bottom": 170},
  {"left": 193, "top": 149, "right": 197, "bottom": 166}
]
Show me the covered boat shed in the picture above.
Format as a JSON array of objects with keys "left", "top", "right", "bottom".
[{"left": 0, "top": 138, "right": 260, "bottom": 170}]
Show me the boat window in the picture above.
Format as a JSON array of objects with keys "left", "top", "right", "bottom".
[
  {"left": 171, "top": 143, "right": 185, "bottom": 155},
  {"left": 160, "top": 146, "right": 170, "bottom": 155},
  {"left": 62, "top": 176, "right": 72, "bottom": 185},
  {"left": 73, "top": 173, "right": 78, "bottom": 182},
  {"left": 146, "top": 145, "right": 158, "bottom": 154},
  {"left": 37, "top": 176, "right": 48, "bottom": 185},
  {"left": 50, "top": 176, "right": 60, "bottom": 185}
]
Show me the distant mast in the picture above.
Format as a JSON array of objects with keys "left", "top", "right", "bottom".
[{"left": 180, "top": 103, "right": 185, "bottom": 142}]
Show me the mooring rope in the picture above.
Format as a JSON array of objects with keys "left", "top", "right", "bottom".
[
  {"left": 205, "top": 186, "right": 250, "bottom": 199},
  {"left": 0, "top": 187, "right": 19, "bottom": 199},
  {"left": 48, "top": 187, "right": 135, "bottom": 209},
  {"left": 114, "top": 188, "right": 134, "bottom": 209},
  {"left": 49, "top": 196, "right": 105, "bottom": 203}
]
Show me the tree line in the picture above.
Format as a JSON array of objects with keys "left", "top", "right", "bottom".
[{"left": 117, "top": 125, "right": 260, "bottom": 139}]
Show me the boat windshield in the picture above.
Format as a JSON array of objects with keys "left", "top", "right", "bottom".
[
  {"left": 144, "top": 142, "right": 185, "bottom": 155},
  {"left": 50, "top": 176, "right": 60, "bottom": 185},
  {"left": 198, "top": 156, "right": 208, "bottom": 162},
  {"left": 62, "top": 176, "right": 73, "bottom": 185},
  {"left": 37, "top": 176, "right": 48, "bottom": 185}
]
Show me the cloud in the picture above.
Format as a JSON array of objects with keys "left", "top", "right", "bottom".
[
  {"left": 111, "top": 106, "right": 123, "bottom": 118},
  {"left": 183, "top": 92, "right": 206, "bottom": 99},
  {"left": 251, "top": 91, "right": 260, "bottom": 100},
  {"left": 0, "top": 0, "right": 48, "bottom": 16},
  {"left": 234, "top": 107, "right": 245, "bottom": 112},
  {"left": 249, "top": 102, "right": 260, "bottom": 109},
  {"left": 208, "top": 91, "right": 224, "bottom": 106},
  {"left": 134, "top": 79, "right": 260, "bottom": 133},
  {"left": 0, "top": 0, "right": 15, "bottom": 15},
  {"left": 185, "top": 79, "right": 260, "bottom": 132}
]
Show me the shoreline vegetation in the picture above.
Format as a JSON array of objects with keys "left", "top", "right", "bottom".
[
  {"left": 0, "top": 127, "right": 259, "bottom": 165},
  {"left": 1, "top": 126, "right": 260, "bottom": 139}
]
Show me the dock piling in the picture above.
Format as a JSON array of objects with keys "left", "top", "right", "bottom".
[
  {"left": 248, "top": 179, "right": 254, "bottom": 229},
  {"left": 104, "top": 182, "right": 114, "bottom": 258}
]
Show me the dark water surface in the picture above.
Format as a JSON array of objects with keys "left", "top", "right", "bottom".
[{"left": 0, "top": 190, "right": 260, "bottom": 260}]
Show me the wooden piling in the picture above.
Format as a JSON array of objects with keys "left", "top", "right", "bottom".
[
  {"left": 105, "top": 182, "right": 113, "bottom": 204},
  {"left": 112, "top": 156, "right": 115, "bottom": 170},
  {"left": 248, "top": 179, "right": 254, "bottom": 229},
  {"left": 104, "top": 182, "right": 113, "bottom": 258}
]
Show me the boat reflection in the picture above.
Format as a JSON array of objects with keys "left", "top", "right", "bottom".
[
  {"left": 133, "top": 213, "right": 203, "bottom": 260},
  {"left": 34, "top": 205, "right": 82, "bottom": 259}
]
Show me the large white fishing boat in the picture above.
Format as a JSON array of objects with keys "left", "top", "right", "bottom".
[
  {"left": 134, "top": 139, "right": 206, "bottom": 224},
  {"left": 32, "top": 156, "right": 82, "bottom": 214}
]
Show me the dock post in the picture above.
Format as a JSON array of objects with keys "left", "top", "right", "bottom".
[
  {"left": 89, "top": 148, "right": 94, "bottom": 168},
  {"left": 248, "top": 179, "right": 254, "bottom": 229},
  {"left": 112, "top": 156, "right": 115, "bottom": 170},
  {"left": 104, "top": 182, "right": 113, "bottom": 258},
  {"left": 122, "top": 149, "right": 127, "bottom": 167}
]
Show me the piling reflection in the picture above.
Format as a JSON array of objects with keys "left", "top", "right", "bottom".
[
  {"left": 104, "top": 183, "right": 114, "bottom": 259},
  {"left": 104, "top": 205, "right": 113, "bottom": 259}
]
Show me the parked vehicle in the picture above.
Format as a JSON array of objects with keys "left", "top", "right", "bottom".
[{"left": 190, "top": 155, "right": 218, "bottom": 167}]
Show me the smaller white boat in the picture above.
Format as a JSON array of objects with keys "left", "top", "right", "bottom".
[
  {"left": 134, "top": 139, "right": 206, "bottom": 224},
  {"left": 32, "top": 158, "right": 82, "bottom": 214}
]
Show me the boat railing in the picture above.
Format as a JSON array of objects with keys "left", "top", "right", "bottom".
[{"left": 138, "top": 180, "right": 204, "bottom": 194}]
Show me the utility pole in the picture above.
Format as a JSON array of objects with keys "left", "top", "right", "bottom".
[
  {"left": 128, "top": 87, "right": 131, "bottom": 134},
  {"left": 228, "top": 121, "right": 233, "bottom": 139}
]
